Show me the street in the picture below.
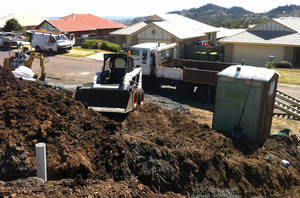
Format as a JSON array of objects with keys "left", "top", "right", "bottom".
[{"left": 0, "top": 49, "right": 102, "bottom": 83}]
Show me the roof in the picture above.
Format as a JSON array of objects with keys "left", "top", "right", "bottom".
[
  {"left": 111, "top": 14, "right": 218, "bottom": 40},
  {"left": 150, "top": 14, "right": 218, "bottom": 33},
  {"left": 152, "top": 21, "right": 207, "bottom": 39},
  {"left": 216, "top": 27, "right": 245, "bottom": 39},
  {"left": 220, "top": 17, "right": 300, "bottom": 46},
  {"left": 220, "top": 30, "right": 300, "bottom": 46},
  {"left": 110, "top": 21, "right": 147, "bottom": 35},
  {"left": 217, "top": 65, "right": 278, "bottom": 82},
  {"left": 36, "top": 14, "right": 125, "bottom": 32},
  {"left": 273, "top": 17, "right": 300, "bottom": 33},
  {"left": 60, "top": 14, "right": 125, "bottom": 29},
  {"left": 46, "top": 19, "right": 94, "bottom": 32},
  {"left": 0, "top": 13, "right": 45, "bottom": 28}
]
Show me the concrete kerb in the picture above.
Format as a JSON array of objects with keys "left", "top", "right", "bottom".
[{"left": 85, "top": 52, "right": 113, "bottom": 61}]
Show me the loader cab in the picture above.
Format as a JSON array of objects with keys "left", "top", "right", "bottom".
[{"left": 100, "top": 54, "right": 134, "bottom": 84}]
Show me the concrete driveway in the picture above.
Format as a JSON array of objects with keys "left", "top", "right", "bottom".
[
  {"left": 85, "top": 52, "right": 112, "bottom": 61},
  {"left": 277, "top": 83, "right": 300, "bottom": 99}
]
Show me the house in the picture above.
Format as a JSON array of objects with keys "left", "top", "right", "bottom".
[
  {"left": 216, "top": 27, "right": 245, "bottom": 40},
  {"left": 0, "top": 13, "right": 45, "bottom": 31},
  {"left": 35, "top": 14, "right": 126, "bottom": 38},
  {"left": 219, "top": 17, "right": 300, "bottom": 68},
  {"left": 110, "top": 14, "right": 219, "bottom": 58}
]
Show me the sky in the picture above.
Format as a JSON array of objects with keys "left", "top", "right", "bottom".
[{"left": 1, "top": 0, "right": 300, "bottom": 18}]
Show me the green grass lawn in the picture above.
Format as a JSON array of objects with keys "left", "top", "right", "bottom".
[
  {"left": 276, "top": 68, "right": 300, "bottom": 86},
  {"left": 61, "top": 47, "right": 111, "bottom": 58}
]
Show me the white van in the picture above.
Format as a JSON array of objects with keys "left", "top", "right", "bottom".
[{"left": 31, "top": 32, "right": 75, "bottom": 53}]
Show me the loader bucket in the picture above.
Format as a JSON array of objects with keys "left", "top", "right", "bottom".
[{"left": 74, "top": 87, "right": 136, "bottom": 113}]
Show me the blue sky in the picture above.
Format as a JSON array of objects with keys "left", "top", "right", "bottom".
[{"left": 2, "top": 0, "right": 300, "bottom": 17}]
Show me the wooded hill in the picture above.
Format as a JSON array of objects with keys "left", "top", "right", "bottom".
[{"left": 121, "top": 4, "right": 300, "bottom": 28}]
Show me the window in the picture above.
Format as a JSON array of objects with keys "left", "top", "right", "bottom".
[
  {"left": 131, "top": 49, "right": 140, "bottom": 60},
  {"left": 115, "top": 58, "right": 126, "bottom": 68},
  {"left": 122, "top": 36, "right": 126, "bottom": 44},
  {"left": 49, "top": 36, "right": 55, "bottom": 43},
  {"left": 161, "top": 49, "right": 173, "bottom": 63},
  {"left": 142, "top": 50, "right": 147, "bottom": 61},
  {"left": 54, "top": 34, "right": 69, "bottom": 43}
]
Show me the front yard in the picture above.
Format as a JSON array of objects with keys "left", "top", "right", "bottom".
[
  {"left": 276, "top": 68, "right": 300, "bottom": 86},
  {"left": 61, "top": 47, "right": 109, "bottom": 58}
]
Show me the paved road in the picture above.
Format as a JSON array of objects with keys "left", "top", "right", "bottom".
[{"left": 0, "top": 49, "right": 102, "bottom": 83}]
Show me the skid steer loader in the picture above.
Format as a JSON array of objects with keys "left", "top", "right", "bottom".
[{"left": 74, "top": 53, "right": 144, "bottom": 113}]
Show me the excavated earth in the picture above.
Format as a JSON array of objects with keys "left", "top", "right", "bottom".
[{"left": 0, "top": 66, "right": 299, "bottom": 197}]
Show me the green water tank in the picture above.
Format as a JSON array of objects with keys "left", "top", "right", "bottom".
[{"left": 212, "top": 65, "right": 279, "bottom": 146}]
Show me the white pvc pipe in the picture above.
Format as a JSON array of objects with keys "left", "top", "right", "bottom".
[{"left": 35, "top": 143, "right": 47, "bottom": 181}]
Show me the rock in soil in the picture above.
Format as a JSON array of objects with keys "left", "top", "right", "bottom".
[{"left": 0, "top": 66, "right": 299, "bottom": 197}]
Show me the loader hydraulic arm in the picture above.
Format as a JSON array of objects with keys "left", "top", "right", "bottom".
[{"left": 25, "top": 52, "right": 46, "bottom": 81}]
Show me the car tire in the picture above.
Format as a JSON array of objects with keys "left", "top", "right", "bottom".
[{"left": 49, "top": 48, "right": 54, "bottom": 54}]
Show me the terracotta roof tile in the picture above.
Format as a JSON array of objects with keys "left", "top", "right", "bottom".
[
  {"left": 59, "top": 14, "right": 125, "bottom": 29},
  {"left": 42, "top": 14, "right": 126, "bottom": 32},
  {"left": 47, "top": 19, "right": 94, "bottom": 32}
]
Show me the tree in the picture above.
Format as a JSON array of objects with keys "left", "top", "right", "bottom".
[{"left": 3, "top": 18, "right": 23, "bottom": 32}]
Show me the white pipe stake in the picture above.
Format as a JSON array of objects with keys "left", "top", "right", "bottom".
[{"left": 35, "top": 143, "right": 47, "bottom": 181}]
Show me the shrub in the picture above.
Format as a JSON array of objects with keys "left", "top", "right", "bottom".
[
  {"left": 265, "top": 60, "right": 293, "bottom": 69},
  {"left": 82, "top": 39, "right": 121, "bottom": 53},
  {"left": 100, "top": 40, "right": 121, "bottom": 53},
  {"left": 82, "top": 39, "right": 100, "bottom": 49}
]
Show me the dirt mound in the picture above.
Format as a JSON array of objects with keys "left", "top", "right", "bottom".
[{"left": 0, "top": 66, "right": 299, "bottom": 197}]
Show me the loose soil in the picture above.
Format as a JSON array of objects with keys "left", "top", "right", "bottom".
[{"left": 0, "top": 66, "right": 299, "bottom": 197}]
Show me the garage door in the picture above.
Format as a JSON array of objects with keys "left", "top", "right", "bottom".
[{"left": 232, "top": 44, "right": 284, "bottom": 67}]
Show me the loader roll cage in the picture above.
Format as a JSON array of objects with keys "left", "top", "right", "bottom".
[{"left": 100, "top": 54, "right": 134, "bottom": 84}]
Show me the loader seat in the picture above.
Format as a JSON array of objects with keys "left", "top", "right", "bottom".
[
  {"left": 109, "top": 68, "right": 126, "bottom": 84},
  {"left": 99, "top": 70, "right": 110, "bottom": 84}
]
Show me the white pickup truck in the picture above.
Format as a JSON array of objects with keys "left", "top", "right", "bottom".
[{"left": 130, "top": 42, "right": 234, "bottom": 101}]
